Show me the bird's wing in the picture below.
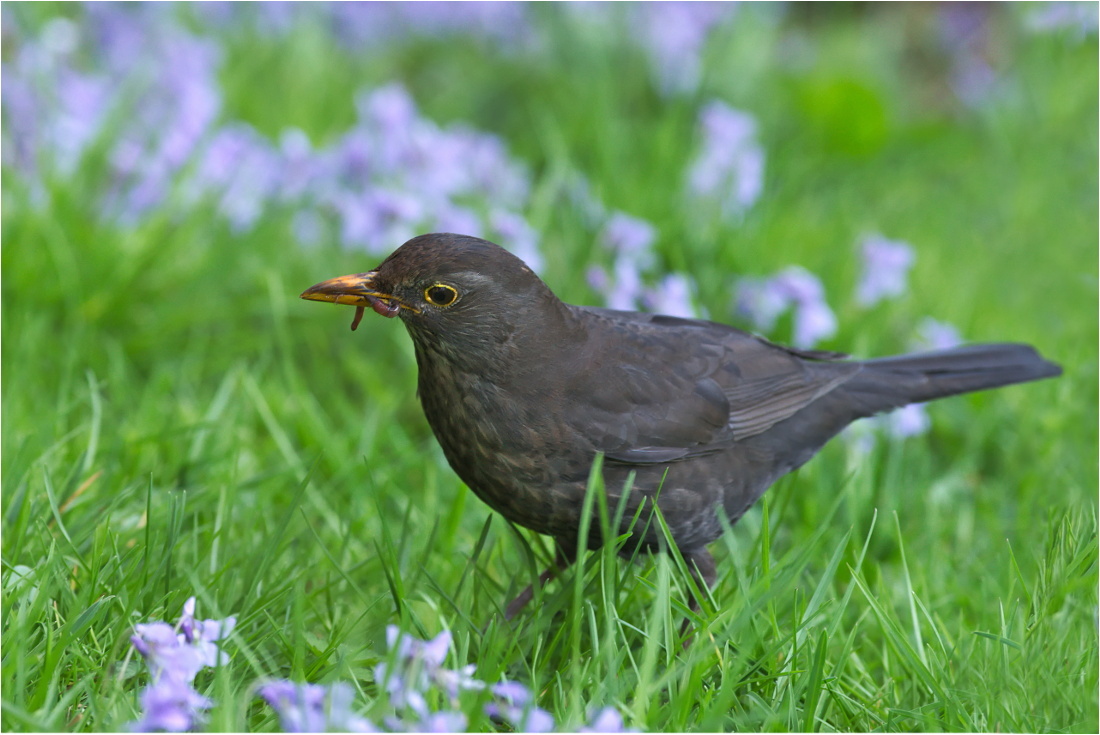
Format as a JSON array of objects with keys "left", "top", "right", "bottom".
[{"left": 571, "top": 308, "right": 860, "bottom": 465}]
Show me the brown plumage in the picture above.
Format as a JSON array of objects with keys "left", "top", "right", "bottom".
[{"left": 301, "top": 233, "right": 1062, "bottom": 615}]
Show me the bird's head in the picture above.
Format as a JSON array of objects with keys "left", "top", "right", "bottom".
[{"left": 301, "top": 233, "right": 572, "bottom": 369}]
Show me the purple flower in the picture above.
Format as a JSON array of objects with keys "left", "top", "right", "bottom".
[
  {"left": 130, "top": 597, "right": 235, "bottom": 684},
  {"left": 333, "top": 188, "right": 424, "bottom": 254},
  {"left": 632, "top": 2, "right": 735, "bottom": 95},
  {"left": 581, "top": 706, "right": 637, "bottom": 733},
  {"left": 848, "top": 400, "right": 933, "bottom": 452},
  {"left": 600, "top": 212, "right": 657, "bottom": 264},
  {"left": 325, "top": 1, "right": 533, "bottom": 51},
  {"left": 71, "top": 8, "right": 227, "bottom": 224},
  {"left": 606, "top": 258, "right": 646, "bottom": 311},
  {"left": 587, "top": 266, "right": 611, "bottom": 294},
  {"left": 641, "top": 273, "right": 699, "bottom": 319},
  {"left": 877, "top": 403, "right": 931, "bottom": 439},
  {"left": 590, "top": 212, "right": 662, "bottom": 311},
  {"left": 856, "top": 235, "right": 915, "bottom": 307},
  {"left": 736, "top": 266, "right": 836, "bottom": 348},
  {"left": 307, "top": 82, "right": 534, "bottom": 255},
  {"left": 432, "top": 663, "right": 484, "bottom": 701},
  {"left": 1, "top": 19, "right": 115, "bottom": 180},
  {"left": 913, "top": 318, "right": 963, "bottom": 351},
  {"left": 486, "top": 682, "right": 555, "bottom": 733},
  {"left": 687, "top": 101, "right": 765, "bottom": 219},
  {"left": 491, "top": 209, "right": 542, "bottom": 273},
  {"left": 279, "top": 128, "right": 318, "bottom": 200},
  {"left": 434, "top": 205, "right": 483, "bottom": 240},
  {"left": 129, "top": 598, "right": 234, "bottom": 733},
  {"left": 131, "top": 678, "right": 213, "bottom": 733},
  {"left": 935, "top": 3, "right": 1003, "bottom": 107},
  {"left": 186, "top": 124, "right": 284, "bottom": 233},
  {"left": 1025, "top": 1, "right": 1099, "bottom": 39},
  {"left": 259, "top": 680, "right": 376, "bottom": 733},
  {"left": 358, "top": 83, "right": 420, "bottom": 139},
  {"left": 376, "top": 626, "right": 485, "bottom": 720},
  {"left": 130, "top": 622, "right": 207, "bottom": 685}
]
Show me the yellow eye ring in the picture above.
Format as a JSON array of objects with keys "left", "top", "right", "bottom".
[{"left": 424, "top": 283, "right": 459, "bottom": 307}]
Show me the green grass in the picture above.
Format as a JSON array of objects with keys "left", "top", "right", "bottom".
[{"left": 2, "top": 6, "right": 1097, "bottom": 732}]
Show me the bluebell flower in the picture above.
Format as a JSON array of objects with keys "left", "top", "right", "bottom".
[
  {"left": 279, "top": 128, "right": 318, "bottom": 201},
  {"left": 935, "top": 3, "right": 1002, "bottom": 109},
  {"left": 1026, "top": 1, "right": 1099, "bottom": 38},
  {"left": 913, "top": 318, "right": 963, "bottom": 351},
  {"left": 82, "top": 9, "right": 225, "bottom": 224},
  {"left": 187, "top": 124, "right": 283, "bottom": 233},
  {"left": 130, "top": 622, "right": 207, "bottom": 685},
  {"left": 1, "top": 18, "right": 114, "bottom": 180},
  {"left": 642, "top": 273, "right": 699, "bottom": 319},
  {"left": 580, "top": 706, "right": 638, "bottom": 733},
  {"left": 591, "top": 211, "right": 663, "bottom": 311},
  {"left": 6, "top": 13, "right": 541, "bottom": 254},
  {"left": 687, "top": 101, "right": 765, "bottom": 219},
  {"left": 855, "top": 235, "right": 915, "bottom": 307},
  {"left": 587, "top": 266, "right": 611, "bottom": 294},
  {"left": 130, "top": 678, "right": 213, "bottom": 733},
  {"left": 600, "top": 212, "right": 657, "bottom": 265},
  {"left": 375, "top": 626, "right": 485, "bottom": 720},
  {"left": 491, "top": 210, "right": 542, "bottom": 274},
  {"left": 487, "top": 681, "right": 555, "bottom": 733},
  {"left": 736, "top": 267, "right": 836, "bottom": 348},
  {"left": 129, "top": 597, "right": 234, "bottom": 733},
  {"left": 434, "top": 205, "right": 485, "bottom": 240},
  {"left": 879, "top": 403, "right": 931, "bottom": 439},
  {"left": 259, "top": 680, "right": 376, "bottom": 733},
  {"left": 322, "top": 1, "right": 532, "bottom": 51},
  {"left": 359, "top": 188, "right": 425, "bottom": 251},
  {"left": 606, "top": 258, "right": 646, "bottom": 312},
  {"left": 631, "top": 2, "right": 734, "bottom": 95},
  {"left": 176, "top": 596, "right": 236, "bottom": 668},
  {"left": 358, "top": 83, "right": 420, "bottom": 140}
]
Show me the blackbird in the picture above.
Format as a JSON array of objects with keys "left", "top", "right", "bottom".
[{"left": 301, "top": 233, "right": 1061, "bottom": 615}]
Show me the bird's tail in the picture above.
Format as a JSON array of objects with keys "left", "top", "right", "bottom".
[
  {"left": 849, "top": 343, "right": 1062, "bottom": 412},
  {"left": 741, "top": 342, "right": 1060, "bottom": 499}
]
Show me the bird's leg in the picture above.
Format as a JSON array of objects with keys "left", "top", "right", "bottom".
[
  {"left": 680, "top": 548, "right": 717, "bottom": 641},
  {"left": 504, "top": 544, "right": 574, "bottom": 620}
]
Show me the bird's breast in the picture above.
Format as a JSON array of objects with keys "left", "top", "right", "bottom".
[{"left": 413, "top": 350, "right": 592, "bottom": 539}]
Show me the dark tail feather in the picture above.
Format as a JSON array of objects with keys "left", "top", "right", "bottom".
[{"left": 850, "top": 343, "right": 1062, "bottom": 412}]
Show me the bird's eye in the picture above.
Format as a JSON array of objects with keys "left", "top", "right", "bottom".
[{"left": 424, "top": 284, "right": 459, "bottom": 307}]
